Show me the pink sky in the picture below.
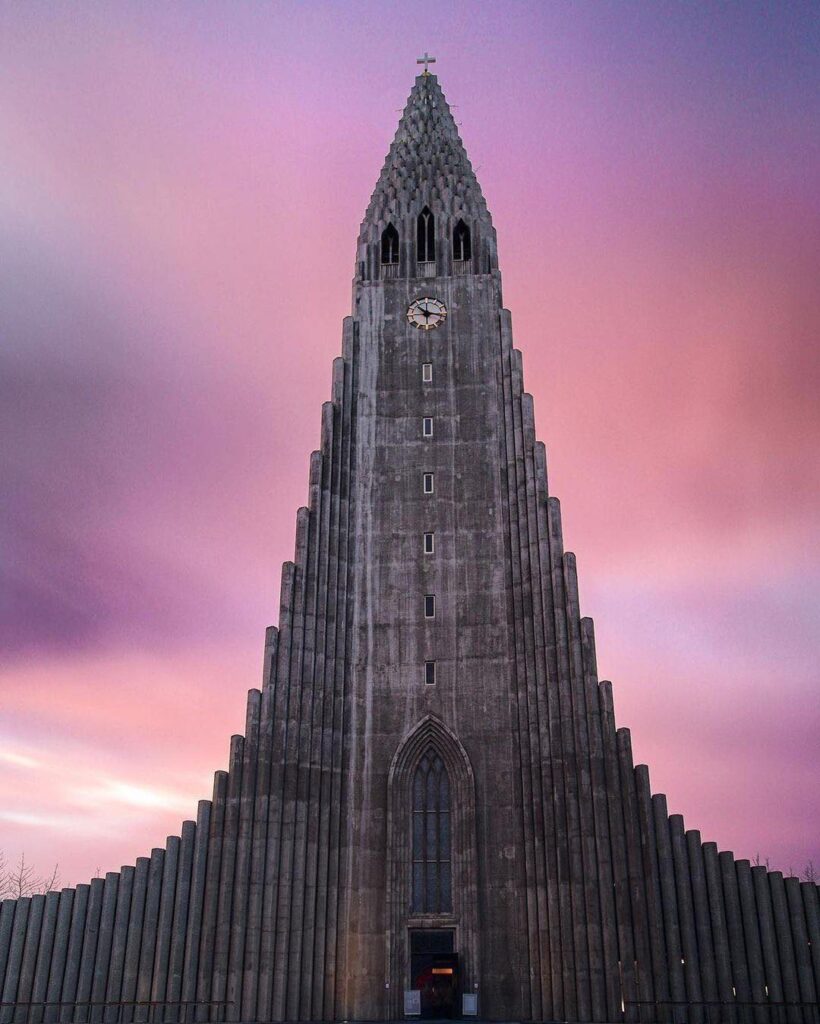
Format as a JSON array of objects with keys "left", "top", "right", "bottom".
[{"left": 1, "top": 2, "right": 818, "bottom": 886}]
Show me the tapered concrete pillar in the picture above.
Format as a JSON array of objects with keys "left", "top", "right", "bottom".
[
  {"left": 59, "top": 884, "right": 89, "bottom": 1023},
  {"left": 120, "top": 859, "right": 149, "bottom": 1024},
  {"left": 14, "top": 895, "right": 44, "bottom": 1024},
  {"left": 1, "top": 899, "right": 30, "bottom": 1024},
  {"left": 136, "top": 849, "right": 165, "bottom": 1023},
  {"left": 800, "top": 882, "right": 820, "bottom": 997},
  {"left": 751, "top": 865, "right": 783, "bottom": 1006},
  {"left": 45, "top": 890, "right": 74, "bottom": 1024},
  {"left": 151, "top": 836, "right": 180, "bottom": 1019},
  {"left": 719, "top": 853, "right": 751, "bottom": 1023},
  {"left": 30, "top": 890, "right": 60, "bottom": 1024},
  {"left": 769, "top": 872, "right": 801, "bottom": 1024},
  {"left": 670, "top": 815, "right": 702, "bottom": 1021},
  {"left": 0, "top": 901, "right": 16, "bottom": 998},
  {"left": 182, "top": 802, "right": 211, "bottom": 1013},
  {"left": 687, "top": 831, "right": 718, "bottom": 1006},
  {"left": 90, "top": 873, "right": 119, "bottom": 1024},
  {"left": 784, "top": 876, "right": 816, "bottom": 1011},
  {"left": 75, "top": 877, "right": 104, "bottom": 1024},
  {"left": 653, "top": 795, "right": 687, "bottom": 1024},
  {"left": 105, "top": 867, "right": 134, "bottom": 1024},
  {"left": 702, "top": 843, "right": 735, "bottom": 1021},
  {"left": 166, "top": 821, "right": 196, "bottom": 1023}
]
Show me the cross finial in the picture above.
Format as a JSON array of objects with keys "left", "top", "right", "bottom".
[{"left": 416, "top": 52, "right": 436, "bottom": 76}]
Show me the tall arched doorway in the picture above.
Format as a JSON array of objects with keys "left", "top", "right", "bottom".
[{"left": 386, "top": 716, "right": 480, "bottom": 1019}]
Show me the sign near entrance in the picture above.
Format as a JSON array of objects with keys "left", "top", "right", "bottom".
[
  {"left": 462, "top": 993, "right": 478, "bottom": 1016},
  {"left": 404, "top": 989, "right": 421, "bottom": 1016}
]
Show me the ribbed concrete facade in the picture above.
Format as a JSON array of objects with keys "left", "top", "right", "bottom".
[{"left": 2, "top": 73, "right": 817, "bottom": 1024}]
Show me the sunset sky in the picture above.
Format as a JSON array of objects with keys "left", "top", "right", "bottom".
[{"left": 1, "top": 1, "right": 818, "bottom": 886}]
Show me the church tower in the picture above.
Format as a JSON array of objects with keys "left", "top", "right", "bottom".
[{"left": 1, "top": 71, "right": 818, "bottom": 1024}]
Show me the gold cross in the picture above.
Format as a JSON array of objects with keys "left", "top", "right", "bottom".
[{"left": 416, "top": 52, "right": 436, "bottom": 76}]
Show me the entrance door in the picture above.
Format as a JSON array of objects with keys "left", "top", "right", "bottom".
[{"left": 410, "top": 930, "right": 459, "bottom": 1019}]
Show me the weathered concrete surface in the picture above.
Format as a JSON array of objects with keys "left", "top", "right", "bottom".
[{"left": 1, "top": 71, "right": 817, "bottom": 1024}]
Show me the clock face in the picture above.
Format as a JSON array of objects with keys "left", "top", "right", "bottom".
[{"left": 406, "top": 297, "right": 447, "bottom": 331}]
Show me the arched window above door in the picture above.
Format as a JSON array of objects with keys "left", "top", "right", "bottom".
[
  {"left": 381, "top": 223, "right": 399, "bottom": 264},
  {"left": 412, "top": 748, "right": 452, "bottom": 913},
  {"left": 453, "top": 219, "right": 471, "bottom": 262},
  {"left": 417, "top": 206, "right": 435, "bottom": 263}
]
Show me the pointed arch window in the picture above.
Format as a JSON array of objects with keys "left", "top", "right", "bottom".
[
  {"left": 411, "top": 748, "right": 452, "bottom": 913},
  {"left": 417, "top": 206, "right": 435, "bottom": 264},
  {"left": 381, "top": 223, "right": 399, "bottom": 265},
  {"left": 453, "top": 219, "right": 471, "bottom": 262}
]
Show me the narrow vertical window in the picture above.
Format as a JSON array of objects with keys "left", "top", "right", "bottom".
[
  {"left": 424, "top": 661, "right": 436, "bottom": 685},
  {"left": 422, "top": 417, "right": 433, "bottom": 437},
  {"left": 417, "top": 206, "right": 435, "bottom": 263},
  {"left": 424, "top": 594, "right": 436, "bottom": 618},
  {"left": 423, "top": 532, "right": 434, "bottom": 554},
  {"left": 453, "top": 219, "right": 471, "bottom": 261},
  {"left": 423, "top": 473, "right": 434, "bottom": 494},
  {"left": 381, "top": 223, "right": 399, "bottom": 265},
  {"left": 411, "top": 750, "right": 451, "bottom": 912},
  {"left": 422, "top": 362, "right": 433, "bottom": 383}
]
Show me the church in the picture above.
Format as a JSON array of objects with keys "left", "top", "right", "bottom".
[{"left": 1, "top": 68, "right": 818, "bottom": 1024}]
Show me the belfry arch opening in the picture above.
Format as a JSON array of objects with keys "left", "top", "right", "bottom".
[
  {"left": 417, "top": 206, "right": 435, "bottom": 263},
  {"left": 381, "top": 222, "right": 399, "bottom": 264},
  {"left": 453, "top": 219, "right": 471, "bottom": 262}
]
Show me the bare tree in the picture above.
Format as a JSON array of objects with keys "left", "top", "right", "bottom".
[
  {"left": 801, "top": 860, "right": 817, "bottom": 884},
  {"left": 753, "top": 852, "right": 771, "bottom": 870},
  {"left": 0, "top": 852, "right": 60, "bottom": 899}
]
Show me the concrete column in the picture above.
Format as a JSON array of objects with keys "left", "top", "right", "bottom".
[
  {"left": 533, "top": 441, "right": 567, "bottom": 1022},
  {"left": 166, "top": 820, "right": 196, "bottom": 1022},
  {"left": 751, "top": 866, "right": 783, "bottom": 1006},
  {"left": 120, "top": 859, "right": 149, "bottom": 1024},
  {"left": 105, "top": 867, "right": 134, "bottom": 1023},
  {"left": 635, "top": 766, "right": 670, "bottom": 1021},
  {"left": 90, "top": 873, "right": 119, "bottom": 1023},
  {"left": 600, "top": 681, "right": 638, "bottom": 1021},
  {"left": 687, "top": 832, "right": 719, "bottom": 1006},
  {"left": 135, "top": 849, "right": 165, "bottom": 1023},
  {"left": 75, "top": 878, "right": 105, "bottom": 1024},
  {"left": 0, "top": 901, "right": 16, "bottom": 998},
  {"left": 669, "top": 815, "right": 702, "bottom": 1022},
  {"left": 719, "top": 853, "right": 752, "bottom": 1023},
  {"left": 736, "top": 860, "right": 766, "bottom": 1023},
  {"left": 30, "top": 891, "right": 61, "bottom": 1024},
  {"left": 784, "top": 876, "right": 816, "bottom": 1009},
  {"left": 1, "top": 899, "right": 30, "bottom": 1024},
  {"left": 703, "top": 843, "right": 736, "bottom": 1017},
  {"left": 151, "top": 837, "right": 180, "bottom": 1020},
  {"left": 769, "top": 872, "right": 801, "bottom": 1023},
  {"left": 182, "top": 803, "right": 211, "bottom": 1014},
  {"left": 653, "top": 796, "right": 687, "bottom": 1022},
  {"left": 211, "top": 737, "right": 243, "bottom": 1020},
  {"left": 14, "top": 894, "right": 44, "bottom": 1024},
  {"left": 285, "top": 457, "right": 325, "bottom": 1023},
  {"left": 196, "top": 772, "right": 227, "bottom": 1021},
  {"left": 800, "top": 882, "right": 820, "bottom": 997},
  {"left": 243, "top": 656, "right": 276, "bottom": 1021},
  {"left": 59, "top": 884, "right": 89, "bottom": 1024},
  {"left": 299, "top": 406, "right": 336, "bottom": 1022},
  {"left": 617, "top": 729, "right": 655, "bottom": 1017},
  {"left": 581, "top": 615, "right": 621, "bottom": 1022},
  {"left": 227, "top": 693, "right": 261, "bottom": 1022},
  {"left": 45, "top": 890, "right": 74, "bottom": 1024},
  {"left": 564, "top": 550, "right": 605, "bottom": 1022},
  {"left": 327, "top": 326, "right": 356, "bottom": 1021}
]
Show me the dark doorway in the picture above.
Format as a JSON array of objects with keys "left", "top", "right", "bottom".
[{"left": 410, "top": 930, "right": 459, "bottom": 1019}]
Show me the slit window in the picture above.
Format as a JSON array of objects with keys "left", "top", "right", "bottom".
[
  {"left": 423, "top": 473, "right": 434, "bottom": 494},
  {"left": 423, "top": 532, "right": 434, "bottom": 554},
  {"left": 424, "top": 594, "right": 436, "bottom": 618},
  {"left": 417, "top": 206, "right": 435, "bottom": 263},
  {"left": 423, "top": 417, "right": 433, "bottom": 437},
  {"left": 424, "top": 661, "right": 436, "bottom": 685},
  {"left": 381, "top": 223, "right": 399, "bottom": 265},
  {"left": 422, "top": 362, "right": 433, "bottom": 383},
  {"left": 453, "top": 219, "right": 471, "bottom": 262}
]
